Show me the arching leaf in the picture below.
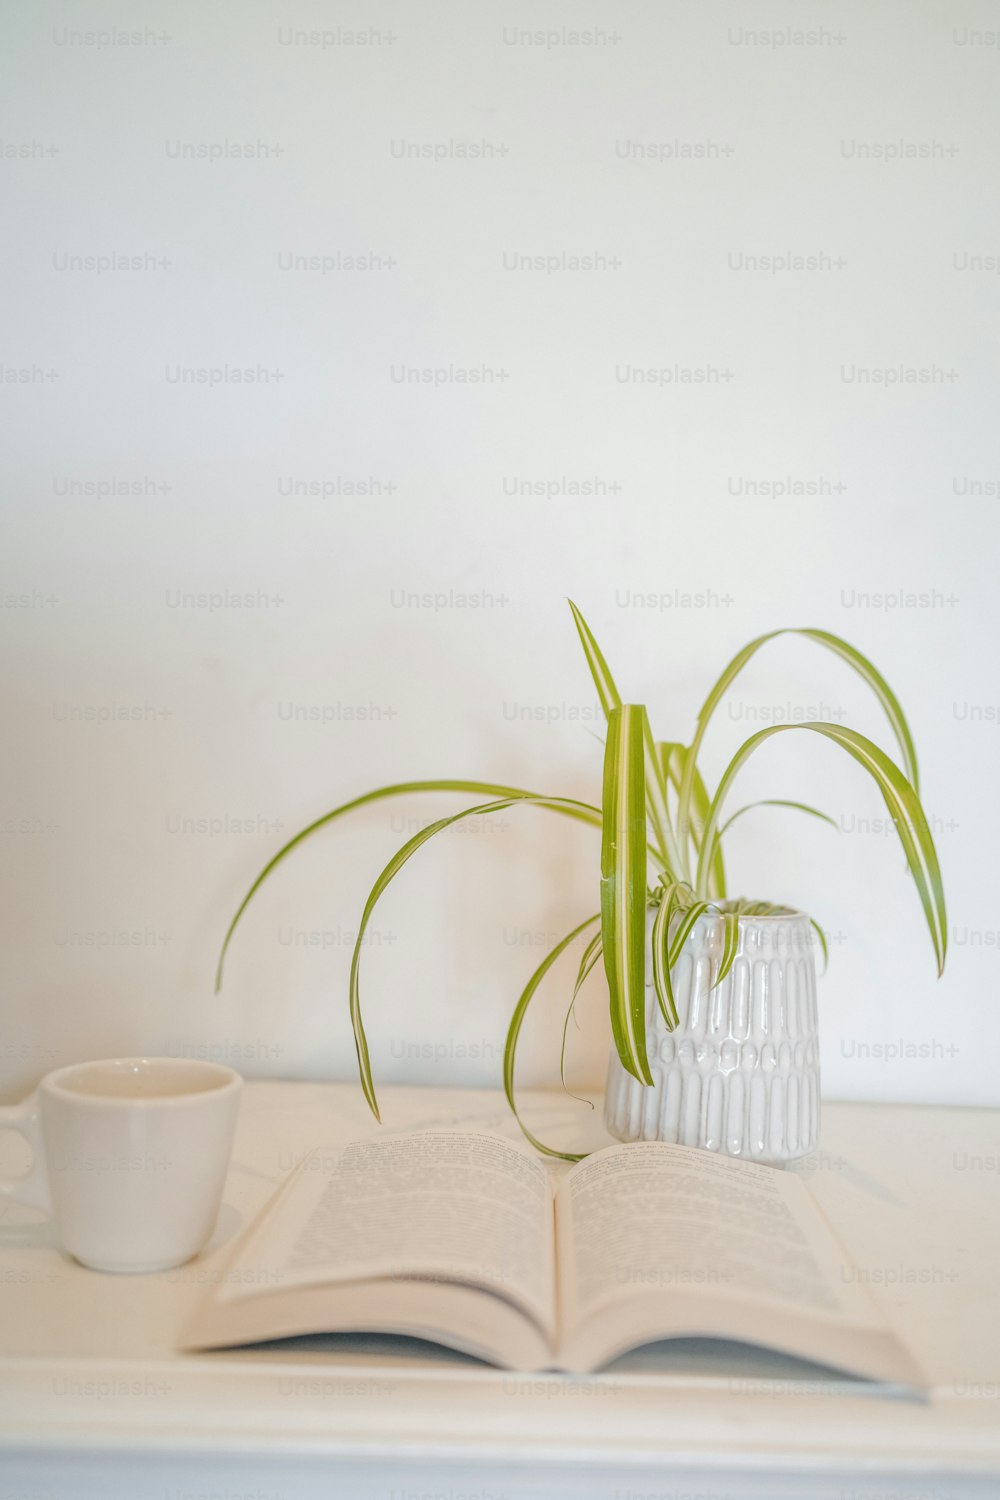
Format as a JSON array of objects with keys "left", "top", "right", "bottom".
[
  {"left": 215, "top": 779, "right": 602, "bottom": 991},
  {"left": 347, "top": 793, "right": 604, "bottom": 1120},
  {"left": 676, "top": 630, "right": 921, "bottom": 859},
  {"left": 503, "top": 916, "right": 600, "bottom": 1161},
  {"left": 696, "top": 724, "right": 946, "bottom": 974}
]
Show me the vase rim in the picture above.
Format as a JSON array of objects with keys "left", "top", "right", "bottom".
[{"left": 695, "top": 901, "right": 809, "bottom": 923}]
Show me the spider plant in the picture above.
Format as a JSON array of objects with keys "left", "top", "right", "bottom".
[{"left": 216, "top": 602, "right": 946, "bottom": 1158}]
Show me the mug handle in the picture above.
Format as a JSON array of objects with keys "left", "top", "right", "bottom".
[{"left": 0, "top": 1095, "right": 52, "bottom": 1212}]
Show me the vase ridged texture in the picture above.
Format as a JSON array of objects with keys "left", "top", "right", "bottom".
[{"left": 604, "top": 908, "right": 820, "bottom": 1164}]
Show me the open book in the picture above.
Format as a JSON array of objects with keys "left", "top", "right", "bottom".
[{"left": 184, "top": 1131, "right": 923, "bottom": 1387}]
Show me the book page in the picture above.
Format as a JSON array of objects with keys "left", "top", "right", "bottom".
[
  {"left": 214, "top": 1131, "right": 556, "bottom": 1341},
  {"left": 554, "top": 1142, "right": 923, "bottom": 1383},
  {"left": 185, "top": 1273, "right": 553, "bottom": 1370},
  {"left": 558, "top": 1142, "right": 879, "bottom": 1326}
]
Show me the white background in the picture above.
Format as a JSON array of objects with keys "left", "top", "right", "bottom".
[{"left": 2, "top": 0, "right": 998, "bottom": 1110}]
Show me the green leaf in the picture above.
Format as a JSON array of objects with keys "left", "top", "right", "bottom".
[
  {"left": 348, "top": 792, "right": 606, "bottom": 1120},
  {"left": 568, "top": 598, "right": 621, "bottom": 718},
  {"left": 695, "top": 723, "right": 946, "bottom": 975},
  {"left": 705, "top": 799, "right": 837, "bottom": 882},
  {"left": 810, "top": 918, "right": 830, "bottom": 975},
  {"left": 718, "top": 799, "right": 837, "bottom": 840},
  {"left": 503, "top": 916, "right": 600, "bottom": 1161},
  {"left": 568, "top": 600, "right": 684, "bottom": 880},
  {"left": 667, "top": 898, "right": 712, "bottom": 969},
  {"left": 572, "top": 928, "right": 606, "bottom": 1007},
  {"left": 717, "top": 909, "right": 740, "bottom": 987},
  {"left": 676, "top": 630, "right": 922, "bottom": 861},
  {"left": 651, "top": 884, "right": 682, "bottom": 1029},
  {"left": 215, "top": 779, "right": 602, "bottom": 992},
  {"left": 803, "top": 631, "right": 920, "bottom": 791},
  {"left": 559, "top": 929, "right": 605, "bottom": 1101},
  {"left": 601, "top": 705, "right": 653, "bottom": 1085},
  {"left": 660, "top": 741, "right": 724, "bottom": 896}
]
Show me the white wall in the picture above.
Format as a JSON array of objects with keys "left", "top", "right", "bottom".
[{"left": 3, "top": 0, "right": 998, "bottom": 1110}]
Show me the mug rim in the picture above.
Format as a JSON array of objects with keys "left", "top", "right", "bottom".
[{"left": 41, "top": 1055, "right": 243, "bottom": 1106}]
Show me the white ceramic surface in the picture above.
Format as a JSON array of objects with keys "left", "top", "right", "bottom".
[
  {"left": 604, "top": 907, "right": 820, "bottom": 1164},
  {"left": 0, "top": 1056, "right": 242, "bottom": 1272}
]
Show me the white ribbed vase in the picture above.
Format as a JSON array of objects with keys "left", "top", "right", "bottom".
[{"left": 604, "top": 906, "right": 820, "bottom": 1164}]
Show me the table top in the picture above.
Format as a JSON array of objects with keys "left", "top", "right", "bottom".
[{"left": 2, "top": 1081, "right": 999, "bottom": 1499}]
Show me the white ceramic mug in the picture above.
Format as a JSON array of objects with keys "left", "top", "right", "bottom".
[{"left": 0, "top": 1056, "right": 242, "bottom": 1273}]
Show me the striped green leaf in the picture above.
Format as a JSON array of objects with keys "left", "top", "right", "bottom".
[
  {"left": 660, "top": 741, "right": 723, "bottom": 895},
  {"left": 667, "top": 898, "right": 712, "bottom": 969},
  {"left": 568, "top": 600, "right": 684, "bottom": 880},
  {"left": 810, "top": 918, "right": 830, "bottom": 975},
  {"left": 559, "top": 928, "right": 605, "bottom": 1098},
  {"left": 346, "top": 792, "right": 605, "bottom": 1120},
  {"left": 568, "top": 598, "right": 620, "bottom": 718},
  {"left": 695, "top": 723, "right": 946, "bottom": 974},
  {"left": 503, "top": 916, "right": 599, "bottom": 1161},
  {"left": 705, "top": 799, "right": 836, "bottom": 882},
  {"left": 676, "top": 630, "right": 922, "bottom": 860},
  {"left": 718, "top": 909, "right": 740, "bottom": 987},
  {"left": 718, "top": 799, "right": 837, "bottom": 839},
  {"left": 572, "top": 928, "right": 605, "bottom": 1007},
  {"left": 651, "top": 885, "right": 682, "bottom": 1029},
  {"left": 215, "top": 779, "right": 602, "bottom": 992},
  {"left": 601, "top": 705, "right": 653, "bottom": 1085}
]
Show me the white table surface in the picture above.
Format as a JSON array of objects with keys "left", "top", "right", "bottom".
[{"left": 1, "top": 1081, "right": 999, "bottom": 1500}]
